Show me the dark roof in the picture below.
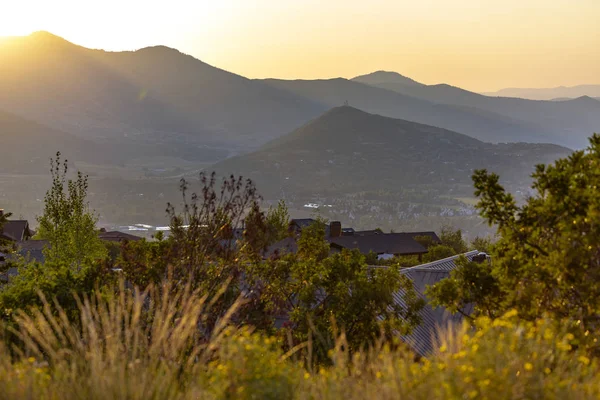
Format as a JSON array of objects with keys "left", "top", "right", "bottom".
[
  {"left": 99, "top": 231, "right": 143, "bottom": 242},
  {"left": 328, "top": 233, "right": 427, "bottom": 255},
  {"left": 1, "top": 220, "right": 30, "bottom": 241},
  {"left": 17, "top": 240, "right": 48, "bottom": 263},
  {"left": 353, "top": 229, "right": 384, "bottom": 236},
  {"left": 404, "top": 231, "right": 442, "bottom": 244},
  {"left": 394, "top": 250, "right": 479, "bottom": 357}
]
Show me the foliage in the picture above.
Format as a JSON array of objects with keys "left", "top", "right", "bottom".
[
  {"left": 247, "top": 221, "right": 424, "bottom": 361},
  {"left": 1, "top": 285, "right": 600, "bottom": 399},
  {"left": 0, "top": 258, "right": 115, "bottom": 323},
  {"left": 116, "top": 237, "right": 173, "bottom": 289},
  {"left": 421, "top": 245, "right": 456, "bottom": 263},
  {"left": 439, "top": 226, "right": 468, "bottom": 254},
  {"left": 470, "top": 236, "right": 495, "bottom": 254},
  {"left": 426, "top": 256, "right": 503, "bottom": 319},
  {"left": 429, "top": 134, "right": 600, "bottom": 352},
  {"left": 36, "top": 152, "right": 106, "bottom": 268},
  {"left": 0, "top": 210, "right": 16, "bottom": 275},
  {"left": 166, "top": 172, "right": 260, "bottom": 284},
  {"left": 265, "top": 199, "right": 291, "bottom": 243}
]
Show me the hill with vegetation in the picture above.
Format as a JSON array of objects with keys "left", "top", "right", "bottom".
[
  {"left": 213, "top": 106, "right": 571, "bottom": 199},
  {"left": 261, "top": 78, "right": 553, "bottom": 145}
]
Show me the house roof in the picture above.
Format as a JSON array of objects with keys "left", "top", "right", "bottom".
[
  {"left": 17, "top": 240, "right": 48, "bottom": 263},
  {"left": 1, "top": 220, "right": 30, "bottom": 242},
  {"left": 353, "top": 229, "right": 384, "bottom": 236},
  {"left": 394, "top": 250, "right": 479, "bottom": 357},
  {"left": 328, "top": 233, "right": 427, "bottom": 255},
  {"left": 99, "top": 231, "right": 142, "bottom": 242}
]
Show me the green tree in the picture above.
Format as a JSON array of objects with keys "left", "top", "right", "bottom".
[
  {"left": 248, "top": 221, "right": 424, "bottom": 361},
  {"left": 429, "top": 134, "right": 600, "bottom": 350},
  {"left": 265, "top": 200, "right": 291, "bottom": 243},
  {"left": 439, "top": 226, "right": 468, "bottom": 254},
  {"left": 421, "top": 244, "right": 456, "bottom": 263},
  {"left": 36, "top": 152, "right": 106, "bottom": 268},
  {"left": 0, "top": 211, "right": 16, "bottom": 276}
]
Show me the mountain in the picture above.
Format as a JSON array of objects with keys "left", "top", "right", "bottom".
[
  {"left": 482, "top": 85, "right": 600, "bottom": 100},
  {"left": 352, "top": 71, "right": 424, "bottom": 87},
  {"left": 0, "top": 31, "right": 324, "bottom": 157},
  {"left": 0, "top": 109, "right": 111, "bottom": 173},
  {"left": 350, "top": 73, "right": 600, "bottom": 149},
  {"left": 261, "top": 78, "right": 554, "bottom": 145},
  {"left": 212, "top": 106, "right": 571, "bottom": 199}
]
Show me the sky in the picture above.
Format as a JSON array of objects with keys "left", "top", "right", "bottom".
[{"left": 1, "top": 0, "right": 599, "bottom": 92}]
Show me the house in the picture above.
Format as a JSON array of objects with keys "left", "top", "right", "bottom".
[
  {"left": 98, "top": 229, "right": 143, "bottom": 243},
  {"left": 270, "top": 220, "right": 434, "bottom": 260},
  {"left": 17, "top": 240, "right": 48, "bottom": 264},
  {"left": 328, "top": 233, "right": 428, "bottom": 259},
  {"left": 393, "top": 250, "right": 481, "bottom": 357},
  {"left": 1, "top": 220, "right": 32, "bottom": 242}
]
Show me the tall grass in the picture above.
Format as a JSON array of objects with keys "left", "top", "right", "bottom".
[{"left": 0, "top": 281, "right": 599, "bottom": 399}]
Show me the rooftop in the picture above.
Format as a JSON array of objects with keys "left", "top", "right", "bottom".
[{"left": 329, "top": 233, "right": 428, "bottom": 256}]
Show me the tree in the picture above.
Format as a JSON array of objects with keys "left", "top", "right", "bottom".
[
  {"left": 247, "top": 221, "right": 424, "bottom": 361},
  {"left": 429, "top": 134, "right": 600, "bottom": 350},
  {"left": 0, "top": 211, "right": 16, "bottom": 276},
  {"left": 166, "top": 172, "right": 261, "bottom": 287},
  {"left": 265, "top": 200, "right": 291, "bottom": 243},
  {"left": 439, "top": 226, "right": 468, "bottom": 254},
  {"left": 36, "top": 152, "right": 106, "bottom": 268}
]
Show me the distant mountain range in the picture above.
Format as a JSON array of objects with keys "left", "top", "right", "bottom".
[
  {"left": 0, "top": 31, "right": 323, "bottom": 160},
  {"left": 347, "top": 71, "right": 600, "bottom": 149},
  {"left": 1, "top": 31, "right": 597, "bottom": 169},
  {"left": 213, "top": 106, "right": 571, "bottom": 199},
  {"left": 482, "top": 85, "right": 600, "bottom": 101}
]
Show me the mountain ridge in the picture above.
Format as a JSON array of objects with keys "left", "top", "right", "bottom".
[{"left": 213, "top": 106, "right": 571, "bottom": 199}]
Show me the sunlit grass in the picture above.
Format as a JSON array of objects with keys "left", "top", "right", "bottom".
[{"left": 0, "top": 281, "right": 598, "bottom": 399}]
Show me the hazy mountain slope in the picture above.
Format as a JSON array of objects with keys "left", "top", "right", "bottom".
[
  {"left": 352, "top": 75, "right": 600, "bottom": 149},
  {"left": 0, "top": 32, "right": 325, "bottom": 151},
  {"left": 352, "top": 71, "right": 424, "bottom": 87},
  {"left": 0, "top": 109, "right": 115, "bottom": 173},
  {"left": 213, "top": 106, "right": 571, "bottom": 198},
  {"left": 482, "top": 85, "right": 600, "bottom": 100},
  {"left": 261, "top": 78, "right": 555, "bottom": 145}
]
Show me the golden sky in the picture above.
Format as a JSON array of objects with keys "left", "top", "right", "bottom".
[{"left": 1, "top": 0, "right": 599, "bottom": 92}]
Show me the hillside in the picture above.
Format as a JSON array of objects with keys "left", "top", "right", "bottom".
[
  {"left": 0, "top": 109, "right": 116, "bottom": 173},
  {"left": 352, "top": 71, "right": 424, "bottom": 87},
  {"left": 261, "top": 78, "right": 553, "bottom": 145},
  {"left": 482, "top": 85, "right": 600, "bottom": 100},
  {"left": 213, "top": 106, "right": 571, "bottom": 199},
  {"left": 351, "top": 74, "right": 600, "bottom": 149},
  {"left": 0, "top": 32, "right": 324, "bottom": 154}
]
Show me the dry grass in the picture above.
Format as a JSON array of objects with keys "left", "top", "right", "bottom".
[{"left": 0, "top": 282, "right": 598, "bottom": 399}]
